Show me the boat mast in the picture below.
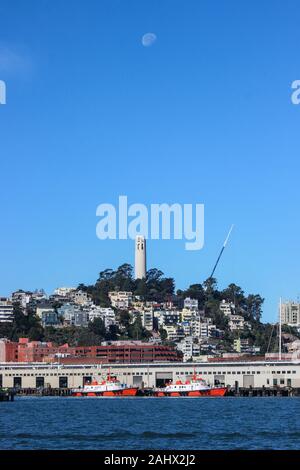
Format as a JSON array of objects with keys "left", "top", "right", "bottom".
[{"left": 279, "top": 297, "right": 282, "bottom": 361}]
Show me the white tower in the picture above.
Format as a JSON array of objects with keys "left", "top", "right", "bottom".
[{"left": 135, "top": 236, "right": 146, "bottom": 279}]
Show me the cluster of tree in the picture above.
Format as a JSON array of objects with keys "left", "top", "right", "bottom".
[
  {"left": 0, "top": 303, "right": 43, "bottom": 342},
  {"left": 177, "top": 278, "right": 264, "bottom": 325},
  {"left": 43, "top": 319, "right": 119, "bottom": 346},
  {"left": 79, "top": 266, "right": 281, "bottom": 353},
  {"left": 175, "top": 278, "right": 289, "bottom": 353},
  {"left": 2, "top": 264, "right": 296, "bottom": 354},
  {"left": 78, "top": 264, "right": 175, "bottom": 306}
]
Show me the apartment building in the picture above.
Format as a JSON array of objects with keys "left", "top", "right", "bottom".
[
  {"left": 219, "top": 299, "right": 235, "bottom": 316},
  {"left": 228, "top": 315, "right": 246, "bottom": 331},
  {"left": 0, "top": 297, "right": 14, "bottom": 323},
  {"left": 281, "top": 301, "right": 300, "bottom": 328},
  {"left": 183, "top": 297, "right": 199, "bottom": 310},
  {"left": 108, "top": 291, "right": 132, "bottom": 309}
]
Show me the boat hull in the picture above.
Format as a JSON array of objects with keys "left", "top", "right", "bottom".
[
  {"left": 72, "top": 387, "right": 138, "bottom": 397},
  {"left": 154, "top": 387, "right": 227, "bottom": 397}
]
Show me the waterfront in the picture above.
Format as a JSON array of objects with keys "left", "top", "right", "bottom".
[{"left": 1, "top": 396, "right": 300, "bottom": 450}]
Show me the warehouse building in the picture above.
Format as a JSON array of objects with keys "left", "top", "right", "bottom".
[{"left": 1, "top": 360, "right": 300, "bottom": 390}]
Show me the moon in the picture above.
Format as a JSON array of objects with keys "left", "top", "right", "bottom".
[{"left": 142, "top": 33, "right": 157, "bottom": 47}]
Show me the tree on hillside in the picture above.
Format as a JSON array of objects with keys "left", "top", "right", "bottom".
[
  {"left": 8, "top": 303, "right": 42, "bottom": 341},
  {"left": 245, "top": 294, "right": 264, "bottom": 322},
  {"left": 127, "top": 313, "right": 151, "bottom": 341},
  {"left": 251, "top": 322, "right": 277, "bottom": 354},
  {"left": 177, "top": 283, "right": 206, "bottom": 308},
  {"left": 142, "top": 269, "right": 175, "bottom": 302},
  {"left": 118, "top": 310, "right": 131, "bottom": 329},
  {"left": 76, "top": 329, "right": 103, "bottom": 347},
  {"left": 43, "top": 326, "right": 77, "bottom": 345},
  {"left": 105, "top": 324, "right": 119, "bottom": 341},
  {"left": 220, "top": 284, "right": 245, "bottom": 307},
  {"left": 159, "top": 327, "right": 168, "bottom": 341},
  {"left": 27, "top": 326, "right": 44, "bottom": 341},
  {"left": 134, "top": 278, "right": 148, "bottom": 298},
  {"left": 88, "top": 318, "right": 106, "bottom": 338},
  {"left": 203, "top": 277, "right": 218, "bottom": 294}
]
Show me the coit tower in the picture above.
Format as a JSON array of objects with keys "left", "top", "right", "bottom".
[{"left": 135, "top": 235, "right": 146, "bottom": 279}]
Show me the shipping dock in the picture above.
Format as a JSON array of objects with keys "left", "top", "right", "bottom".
[
  {"left": 11, "top": 385, "right": 300, "bottom": 397},
  {"left": 2, "top": 359, "right": 300, "bottom": 397}
]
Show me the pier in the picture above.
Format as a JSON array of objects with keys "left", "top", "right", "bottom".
[
  {"left": 137, "top": 386, "right": 300, "bottom": 397},
  {"left": 16, "top": 387, "right": 73, "bottom": 397},
  {"left": 0, "top": 388, "right": 15, "bottom": 402},
  {"left": 225, "top": 386, "right": 300, "bottom": 397},
  {"left": 10, "top": 385, "right": 300, "bottom": 397}
]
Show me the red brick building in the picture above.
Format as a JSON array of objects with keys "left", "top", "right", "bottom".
[
  {"left": 0, "top": 338, "right": 181, "bottom": 363},
  {"left": 0, "top": 338, "right": 70, "bottom": 362},
  {"left": 69, "top": 342, "right": 180, "bottom": 363}
]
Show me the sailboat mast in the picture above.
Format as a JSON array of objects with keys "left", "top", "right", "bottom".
[{"left": 279, "top": 297, "right": 282, "bottom": 361}]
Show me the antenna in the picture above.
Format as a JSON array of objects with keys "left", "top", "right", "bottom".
[{"left": 209, "top": 224, "right": 234, "bottom": 279}]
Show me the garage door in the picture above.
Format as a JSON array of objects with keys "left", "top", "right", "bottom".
[
  {"left": 155, "top": 372, "right": 173, "bottom": 387},
  {"left": 214, "top": 374, "right": 225, "bottom": 385},
  {"left": 243, "top": 375, "right": 254, "bottom": 388},
  {"left": 133, "top": 375, "right": 144, "bottom": 387}
]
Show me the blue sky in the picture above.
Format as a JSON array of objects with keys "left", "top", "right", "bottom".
[{"left": 0, "top": 0, "right": 300, "bottom": 321}]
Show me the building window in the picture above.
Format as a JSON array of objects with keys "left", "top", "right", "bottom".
[
  {"left": 13, "top": 377, "right": 22, "bottom": 388},
  {"left": 36, "top": 377, "right": 44, "bottom": 388},
  {"left": 59, "top": 376, "right": 68, "bottom": 388}
]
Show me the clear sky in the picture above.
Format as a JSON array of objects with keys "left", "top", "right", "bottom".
[{"left": 0, "top": 0, "right": 300, "bottom": 322}]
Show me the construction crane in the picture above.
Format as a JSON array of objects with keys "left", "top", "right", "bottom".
[{"left": 209, "top": 224, "right": 234, "bottom": 280}]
